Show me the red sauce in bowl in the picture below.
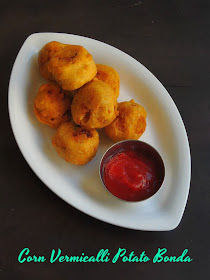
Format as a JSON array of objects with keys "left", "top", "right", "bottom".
[{"left": 100, "top": 141, "right": 165, "bottom": 202}]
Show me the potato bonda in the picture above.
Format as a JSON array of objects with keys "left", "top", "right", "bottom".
[
  {"left": 48, "top": 45, "right": 97, "bottom": 91},
  {"left": 105, "top": 99, "right": 147, "bottom": 142},
  {"left": 52, "top": 121, "right": 99, "bottom": 165},
  {"left": 38, "top": 41, "right": 66, "bottom": 81},
  {"left": 71, "top": 80, "right": 118, "bottom": 129},
  {"left": 94, "top": 64, "right": 120, "bottom": 98},
  {"left": 34, "top": 83, "right": 71, "bottom": 128}
]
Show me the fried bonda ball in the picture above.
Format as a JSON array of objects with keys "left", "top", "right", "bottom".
[
  {"left": 48, "top": 45, "right": 97, "bottom": 91},
  {"left": 52, "top": 121, "right": 99, "bottom": 165},
  {"left": 38, "top": 41, "right": 66, "bottom": 81},
  {"left": 94, "top": 64, "right": 120, "bottom": 98},
  {"left": 34, "top": 83, "right": 71, "bottom": 128},
  {"left": 71, "top": 80, "right": 118, "bottom": 129},
  {"left": 105, "top": 99, "right": 147, "bottom": 142}
]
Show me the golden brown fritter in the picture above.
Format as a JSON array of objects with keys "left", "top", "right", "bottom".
[
  {"left": 34, "top": 83, "right": 71, "bottom": 128},
  {"left": 47, "top": 45, "right": 97, "bottom": 91},
  {"left": 94, "top": 64, "right": 120, "bottom": 98},
  {"left": 105, "top": 99, "right": 147, "bottom": 142},
  {"left": 38, "top": 41, "right": 66, "bottom": 81},
  {"left": 52, "top": 121, "right": 99, "bottom": 165},
  {"left": 71, "top": 80, "right": 118, "bottom": 129}
]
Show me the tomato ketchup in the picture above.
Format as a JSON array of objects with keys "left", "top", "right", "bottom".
[{"left": 101, "top": 142, "right": 165, "bottom": 201}]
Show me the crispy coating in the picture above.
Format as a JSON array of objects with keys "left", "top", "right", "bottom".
[
  {"left": 52, "top": 121, "right": 99, "bottom": 165},
  {"left": 105, "top": 99, "right": 147, "bottom": 142},
  {"left": 94, "top": 64, "right": 120, "bottom": 98},
  {"left": 71, "top": 80, "right": 118, "bottom": 129},
  {"left": 38, "top": 41, "right": 66, "bottom": 81},
  {"left": 47, "top": 45, "right": 97, "bottom": 91},
  {"left": 34, "top": 83, "right": 71, "bottom": 128}
]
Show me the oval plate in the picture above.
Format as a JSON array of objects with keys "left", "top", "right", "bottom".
[{"left": 8, "top": 33, "right": 191, "bottom": 231}]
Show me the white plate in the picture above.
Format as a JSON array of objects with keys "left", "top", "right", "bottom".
[{"left": 8, "top": 33, "right": 191, "bottom": 231}]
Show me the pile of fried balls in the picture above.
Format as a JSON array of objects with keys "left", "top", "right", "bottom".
[{"left": 34, "top": 41, "right": 147, "bottom": 165}]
